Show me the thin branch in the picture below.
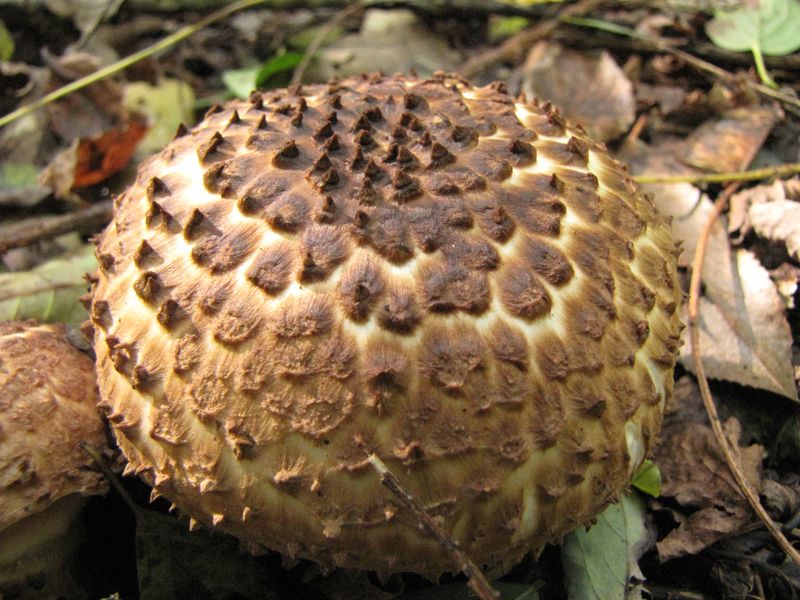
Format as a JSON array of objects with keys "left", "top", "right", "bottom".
[
  {"left": 563, "top": 17, "right": 800, "bottom": 112},
  {"left": 0, "top": 200, "right": 113, "bottom": 254},
  {"left": 633, "top": 163, "right": 800, "bottom": 185},
  {"left": 291, "top": 2, "right": 365, "bottom": 86},
  {"left": 367, "top": 454, "right": 499, "bottom": 600},
  {"left": 688, "top": 183, "right": 800, "bottom": 569},
  {"left": 81, "top": 443, "right": 143, "bottom": 516},
  {"left": 457, "top": 0, "right": 603, "bottom": 79}
]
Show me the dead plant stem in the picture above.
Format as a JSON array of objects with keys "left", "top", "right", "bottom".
[
  {"left": 457, "top": 0, "right": 604, "bottom": 79},
  {"left": 0, "top": 200, "right": 113, "bottom": 254},
  {"left": 367, "top": 454, "right": 500, "bottom": 600},
  {"left": 688, "top": 183, "right": 800, "bottom": 568},
  {"left": 633, "top": 163, "right": 800, "bottom": 185}
]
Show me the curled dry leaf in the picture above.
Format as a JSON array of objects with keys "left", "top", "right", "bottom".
[
  {"left": 39, "top": 115, "right": 149, "bottom": 197},
  {"left": 727, "top": 180, "right": 786, "bottom": 235},
  {"left": 521, "top": 41, "right": 635, "bottom": 142},
  {"left": 748, "top": 198, "right": 800, "bottom": 259}
]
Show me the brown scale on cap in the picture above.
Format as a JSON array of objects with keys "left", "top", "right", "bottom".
[{"left": 90, "top": 73, "right": 682, "bottom": 575}]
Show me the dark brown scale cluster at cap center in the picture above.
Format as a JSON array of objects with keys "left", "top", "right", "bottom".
[{"left": 150, "top": 73, "right": 596, "bottom": 332}]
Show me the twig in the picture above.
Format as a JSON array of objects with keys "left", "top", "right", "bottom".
[
  {"left": 457, "top": 0, "right": 604, "bottom": 79},
  {"left": 291, "top": 2, "right": 365, "bottom": 86},
  {"left": 367, "top": 454, "right": 499, "bottom": 600},
  {"left": 81, "top": 443, "right": 142, "bottom": 515},
  {"left": 0, "top": 200, "right": 113, "bottom": 254},
  {"left": 633, "top": 163, "right": 800, "bottom": 185},
  {"left": 688, "top": 183, "right": 800, "bottom": 569},
  {"left": 551, "top": 27, "right": 800, "bottom": 71},
  {"left": 563, "top": 17, "right": 800, "bottom": 113}
]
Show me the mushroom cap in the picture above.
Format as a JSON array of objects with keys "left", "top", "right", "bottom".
[
  {"left": 89, "top": 73, "right": 682, "bottom": 574},
  {"left": 0, "top": 321, "right": 108, "bottom": 559}
]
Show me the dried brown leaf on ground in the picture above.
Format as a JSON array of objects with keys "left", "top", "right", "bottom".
[
  {"left": 654, "top": 377, "right": 764, "bottom": 561},
  {"left": 521, "top": 41, "right": 635, "bottom": 141},
  {"left": 747, "top": 192, "right": 800, "bottom": 260},
  {"left": 683, "top": 106, "right": 781, "bottom": 173},
  {"left": 727, "top": 180, "right": 786, "bottom": 234},
  {"left": 623, "top": 142, "right": 797, "bottom": 400},
  {"left": 689, "top": 248, "right": 797, "bottom": 401}
]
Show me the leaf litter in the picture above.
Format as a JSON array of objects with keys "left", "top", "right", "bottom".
[{"left": 1, "top": 2, "right": 800, "bottom": 599}]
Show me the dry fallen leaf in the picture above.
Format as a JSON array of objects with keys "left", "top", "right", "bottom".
[
  {"left": 654, "top": 378, "right": 764, "bottom": 561},
  {"left": 748, "top": 199, "right": 800, "bottom": 259},
  {"left": 38, "top": 116, "right": 149, "bottom": 196},
  {"left": 624, "top": 142, "right": 797, "bottom": 400},
  {"left": 727, "top": 180, "right": 786, "bottom": 235},
  {"left": 687, "top": 248, "right": 797, "bottom": 400},
  {"left": 683, "top": 106, "right": 781, "bottom": 173},
  {"left": 521, "top": 41, "right": 635, "bottom": 142}
]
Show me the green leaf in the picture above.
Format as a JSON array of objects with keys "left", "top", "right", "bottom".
[
  {"left": 561, "top": 494, "right": 651, "bottom": 600},
  {"left": 0, "top": 19, "right": 13, "bottom": 61},
  {"left": 0, "top": 245, "right": 96, "bottom": 324},
  {"left": 706, "top": 0, "right": 800, "bottom": 56},
  {"left": 488, "top": 16, "right": 530, "bottom": 42},
  {"left": 631, "top": 460, "right": 661, "bottom": 497},
  {"left": 125, "top": 79, "right": 195, "bottom": 155},
  {"left": 0, "top": 161, "right": 39, "bottom": 188},
  {"left": 221, "top": 65, "right": 261, "bottom": 99},
  {"left": 222, "top": 52, "right": 304, "bottom": 99},
  {"left": 254, "top": 51, "right": 304, "bottom": 88}
]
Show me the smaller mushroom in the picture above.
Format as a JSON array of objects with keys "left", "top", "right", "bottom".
[{"left": 0, "top": 321, "right": 110, "bottom": 599}]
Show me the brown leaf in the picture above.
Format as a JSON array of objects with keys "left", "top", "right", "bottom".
[
  {"left": 655, "top": 380, "right": 764, "bottom": 561},
  {"left": 683, "top": 107, "right": 781, "bottom": 173},
  {"left": 726, "top": 181, "right": 787, "bottom": 235},
  {"left": 686, "top": 250, "right": 797, "bottom": 401},
  {"left": 521, "top": 41, "right": 635, "bottom": 142},
  {"left": 72, "top": 117, "right": 149, "bottom": 188},
  {"left": 39, "top": 116, "right": 149, "bottom": 196},
  {"left": 634, "top": 82, "right": 687, "bottom": 116},
  {"left": 748, "top": 198, "right": 800, "bottom": 259},
  {"left": 623, "top": 143, "right": 797, "bottom": 400}
]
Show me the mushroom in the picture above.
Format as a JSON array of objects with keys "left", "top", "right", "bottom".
[
  {"left": 0, "top": 321, "right": 109, "bottom": 597},
  {"left": 87, "top": 73, "right": 682, "bottom": 574}
]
